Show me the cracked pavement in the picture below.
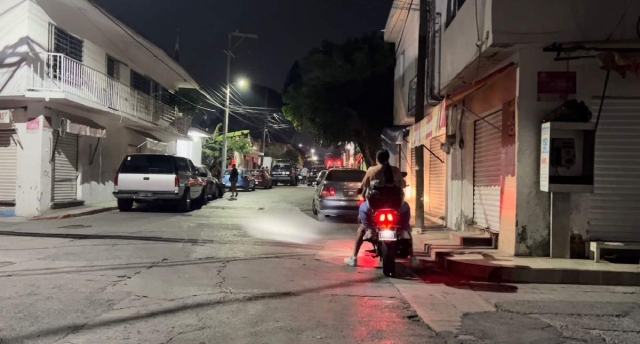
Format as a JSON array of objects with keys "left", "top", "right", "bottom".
[{"left": 0, "top": 187, "right": 639, "bottom": 343}]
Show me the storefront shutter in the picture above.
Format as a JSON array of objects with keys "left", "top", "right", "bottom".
[
  {"left": 53, "top": 132, "right": 78, "bottom": 202},
  {"left": 428, "top": 137, "right": 446, "bottom": 219},
  {"left": 473, "top": 112, "right": 502, "bottom": 231},
  {"left": 589, "top": 97, "right": 640, "bottom": 242},
  {"left": 0, "top": 130, "right": 18, "bottom": 204}
]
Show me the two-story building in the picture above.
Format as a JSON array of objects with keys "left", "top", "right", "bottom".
[
  {"left": 385, "top": 0, "right": 640, "bottom": 257},
  {"left": 0, "top": 0, "right": 200, "bottom": 217}
]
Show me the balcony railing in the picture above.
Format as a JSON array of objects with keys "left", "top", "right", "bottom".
[{"left": 26, "top": 53, "right": 187, "bottom": 134}]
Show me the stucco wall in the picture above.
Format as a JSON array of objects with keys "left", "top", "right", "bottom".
[
  {"left": 0, "top": 0, "right": 31, "bottom": 97},
  {"left": 390, "top": 7, "right": 419, "bottom": 126},
  {"left": 515, "top": 47, "right": 640, "bottom": 256},
  {"left": 446, "top": 116, "right": 474, "bottom": 232}
]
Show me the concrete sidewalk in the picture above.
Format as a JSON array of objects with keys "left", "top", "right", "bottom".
[
  {"left": 414, "top": 230, "right": 640, "bottom": 286},
  {"left": 0, "top": 201, "right": 117, "bottom": 222}
]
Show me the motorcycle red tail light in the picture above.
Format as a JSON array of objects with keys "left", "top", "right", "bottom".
[{"left": 375, "top": 210, "right": 399, "bottom": 226}]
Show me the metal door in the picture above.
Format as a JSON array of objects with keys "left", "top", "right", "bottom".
[
  {"left": 0, "top": 130, "right": 17, "bottom": 204},
  {"left": 473, "top": 112, "right": 502, "bottom": 231},
  {"left": 589, "top": 97, "right": 640, "bottom": 242},
  {"left": 428, "top": 137, "right": 446, "bottom": 219},
  {"left": 53, "top": 132, "right": 78, "bottom": 202}
]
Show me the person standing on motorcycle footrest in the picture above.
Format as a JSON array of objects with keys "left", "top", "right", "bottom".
[{"left": 344, "top": 150, "right": 420, "bottom": 268}]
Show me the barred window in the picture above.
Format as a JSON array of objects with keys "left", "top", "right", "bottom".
[{"left": 51, "top": 25, "right": 83, "bottom": 62}]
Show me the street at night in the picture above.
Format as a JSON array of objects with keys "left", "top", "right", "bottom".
[{"left": 0, "top": 187, "right": 639, "bottom": 343}]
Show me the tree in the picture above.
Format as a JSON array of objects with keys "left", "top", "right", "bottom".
[
  {"left": 282, "top": 32, "right": 395, "bottom": 167},
  {"left": 264, "top": 145, "right": 302, "bottom": 166},
  {"left": 282, "top": 148, "right": 302, "bottom": 166},
  {"left": 202, "top": 124, "right": 252, "bottom": 168}
]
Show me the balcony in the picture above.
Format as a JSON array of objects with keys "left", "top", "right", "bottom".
[{"left": 25, "top": 53, "right": 187, "bottom": 135}]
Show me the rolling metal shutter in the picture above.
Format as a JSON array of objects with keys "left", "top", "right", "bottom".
[
  {"left": 428, "top": 137, "right": 446, "bottom": 219},
  {"left": 409, "top": 147, "right": 416, "bottom": 197},
  {"left": 473, "top": 112, "right": 502, "bottom": 231},
  {"left": 0, "top": 130, "right": 17, "bottom": 204},
  {"left": 589, "top": 97, "right": 640, "bottom": 242},
  {"left": 53, "top": 132, "right": 78, "bottom": 202}
]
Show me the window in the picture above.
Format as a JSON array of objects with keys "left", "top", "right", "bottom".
[
  {"left": 407, "top": 76, "right": 417, "bottom": 117},
  {"left": 188, "top": 160, "right": 198, "bottom": 173},
  {"left": 131, "top": 70, "right": 151, "bottom": 95},
  {"left": 151, "top": 80, "right": 161, "bottom": 101},
  {"left": 119, "top": 155, "right": 175, "bottom": 174},
  {"left": 325, "top": 170, "right": 366, "bottom": 182},
  {"left": 399, "top": 51, "right": 405, "bottom": 88},
  {"left": 51, "top": 25, "right": 83, "bottom": 62},
  {"left": 161, "top": 87, "right": 176, "bottom": 107},
  {"left": 177, "top": 158, "right": 190, "bottom": 173},
  {"left": 446, "top": 0, "right": 467, "bottom": 28},
  {"left": 106, "top": 55, "right": 120, "bottom": 80}
]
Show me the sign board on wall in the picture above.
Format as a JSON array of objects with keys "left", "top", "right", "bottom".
[
  {"left": 26, "top": 117, "right": 40, "bottom": 133},
  {"left": 537, "top": 72, "right": 576, "bottom": 101},
  {"left": 0, "top": 110, "right": 11, "bottom": 124},
  {"left": 540, "top": 122, "right": 550, "bottom": 191}
]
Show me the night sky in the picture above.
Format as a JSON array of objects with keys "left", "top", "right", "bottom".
[{"left": 93, "top": 0, "right": 394, "bottom": 91}]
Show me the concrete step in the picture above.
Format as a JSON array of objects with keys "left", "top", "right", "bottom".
[{"left": 449, "top": 231, "right": 493, "bottom": 247}]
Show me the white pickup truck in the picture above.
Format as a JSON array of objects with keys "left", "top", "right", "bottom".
[{"left": 112, "top": 154, "right": 205, "bottom": 212}]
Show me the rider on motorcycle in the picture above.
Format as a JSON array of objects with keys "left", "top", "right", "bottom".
[{"left": 344, "top": 150, "right": 419, "bottom": 268}]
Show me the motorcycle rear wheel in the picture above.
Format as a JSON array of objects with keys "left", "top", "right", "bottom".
[{"left": 380, "top": 241, "right": 396, "bottom": 277}]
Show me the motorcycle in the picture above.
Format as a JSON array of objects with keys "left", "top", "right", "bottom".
[{"left": 360, "top": 172, "right": 412, "bottom": 277}]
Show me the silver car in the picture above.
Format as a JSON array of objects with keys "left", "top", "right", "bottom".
[{"left": 312, "top": 168, "right": 366, "bottom": 221}]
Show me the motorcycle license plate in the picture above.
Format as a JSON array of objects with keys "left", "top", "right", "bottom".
[{"left": 379, "top": 230, "right": 397, "bottom": 241}]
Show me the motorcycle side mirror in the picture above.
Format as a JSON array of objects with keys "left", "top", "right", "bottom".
[{"left": 401, "top": 172, "right": 408, "bottom": 178}]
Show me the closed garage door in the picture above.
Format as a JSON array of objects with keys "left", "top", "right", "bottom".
[
  {"left": 0, "top": 130, "right": 17, "bottom": 204},
  {"left": 589, "top": 97, "right": 640, "bottom": 242},
  {"left": 53, "top": 132, "right": 78, "bottom": 202},
  {"left": 473, "top": 112, "right": 502, "bottom": 231},
  {"left": 428, "top": 137, "right": 446, "bottom": 219}
]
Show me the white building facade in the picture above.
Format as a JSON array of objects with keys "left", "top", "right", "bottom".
[
  {"left": 0, "top": 0, "right": 200, "bottom": 217},
  {"left": 386, "top": 0, "right": 640, "bottom": 257}
]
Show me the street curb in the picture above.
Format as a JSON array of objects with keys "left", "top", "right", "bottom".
[
  {"left": 31, "top": 207, "right": 117, "bottom": 221},
  {"left": 439, "top": 254, "right": 640, "bottom": 287}
]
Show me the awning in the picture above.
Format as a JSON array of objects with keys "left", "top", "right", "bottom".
[
  {"left": 409, "top": 99, "right": 447, "bottom": 148},
  {"left": 381, "top": 126, "right": 408, "bottom": 145},
  {"left": 62, "top": 116, "right": 106, "bottom": 138},
  {"left": 129, "top": 128, "right": 164, "bottom": 143},
  {"left": 449, "top": 62, "right": 516, "bottom": 103}
]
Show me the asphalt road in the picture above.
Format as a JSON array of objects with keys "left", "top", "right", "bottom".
[
  {"left": 0, "top": 186, "right": 639, "bottom": 344},
  {"left": 0, "top": 186, "right": 442, "bottom": 344}
]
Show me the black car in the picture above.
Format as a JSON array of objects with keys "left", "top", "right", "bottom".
[
  {"left": 197, "top": 165, "right": 224, "bottom": 200},
  {"left": 271, "top": 163, "right": 298, "bottom": 186},
  {"left": 306, "top": 166, "right": 326, "bottom": 186}
]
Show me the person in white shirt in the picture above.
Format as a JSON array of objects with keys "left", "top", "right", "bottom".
[{"left": 300, "top": 166, "right": 309, "bottom": 184}]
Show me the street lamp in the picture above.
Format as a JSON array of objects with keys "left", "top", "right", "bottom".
[
  {"left": 237, "top": 78, "right": 249, "bottom": 89},
  {"left": 221, "top": 31, "right": 258, "bottom": 171},
  {"left": 311, "top": 148, "right": 315, "bottom": 154},
  {"left": 298, "top": 143, "right": 303, "bottom": 148}
]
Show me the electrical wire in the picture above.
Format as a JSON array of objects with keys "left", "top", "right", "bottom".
[{"left": 395, "top": 0, "right": 415, "bottom": 54}]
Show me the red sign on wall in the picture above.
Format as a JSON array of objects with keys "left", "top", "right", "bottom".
[{"left": 537, "top": 72, "right": 576, "bottom": 101}]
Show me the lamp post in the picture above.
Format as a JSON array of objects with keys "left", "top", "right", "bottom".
[{"left": 221, "top": 31, "right": 258, "bottom": 172}]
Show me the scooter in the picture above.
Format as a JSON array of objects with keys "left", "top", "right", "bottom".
[{"left": 361, "top": 172, "right": 412, "bottom": 277}]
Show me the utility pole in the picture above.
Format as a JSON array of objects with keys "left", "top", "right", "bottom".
[
  {"left": 261, "top": 88, "right": 269, "bottom": 153},
  {"left": 221, "top": 31, "right": 258, "bottom": 173},
  {"left": 414, "top": 0, "right": 430, "bottom": 229}
]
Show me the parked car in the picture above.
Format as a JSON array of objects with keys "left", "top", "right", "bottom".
[
  {"left": 312, "top": 168, "right": 366, "bottom": 221},
  {"left": 271, "top": 163, "right": 298, "bottom": 186},
  {"left": 250, "top": 169, "right": 273, "bottom": 189},
  {"left": 222, "top": 168, "right": 256, "bottom": 192},
  {"left": 197, "top": 165, "right": 223, "bottom": 201},
  {"left": 306, "top": 166, "right": 326, "bottom": 186},
  {"left": 113, "top": 154, "right": 205, "bottom": 212},
  {"left": 312, "top": 170, "right": 328, "bottom": 189}
]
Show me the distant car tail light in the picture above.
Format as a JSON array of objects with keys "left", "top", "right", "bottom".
[
  {"left": 175, "top": 175, "right": 180, "bottom": 187},
  {"left": 114, "top": 174, "right": 118, "bottom": 186},
  {"left": 321, "top": 186, "right": 335, "bottom": 197}
]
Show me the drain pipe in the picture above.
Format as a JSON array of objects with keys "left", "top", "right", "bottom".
[{"left": 426, "top": 0, "right": 444, "bottom": 105}]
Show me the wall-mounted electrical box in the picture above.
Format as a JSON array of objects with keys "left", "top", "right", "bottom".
[{"left": 540, "top": 122, "right": 596, "bottom": 193}]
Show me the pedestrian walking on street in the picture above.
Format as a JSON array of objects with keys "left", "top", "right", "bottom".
[
  {"left": 300, "top": 166, "right": 309, "bottom": 184},
  {"left": 229, "top": 164, "right": 239, "bottom": 199}
]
